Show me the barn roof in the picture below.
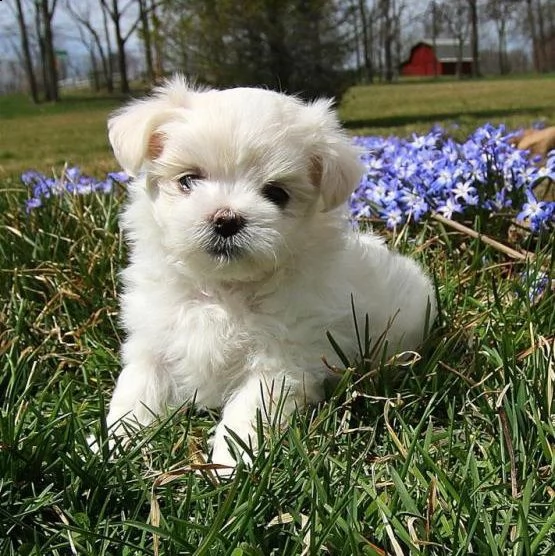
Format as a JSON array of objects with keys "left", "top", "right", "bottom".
[{"left": 419, "top": 38, "right": 473, "bottom": 62}]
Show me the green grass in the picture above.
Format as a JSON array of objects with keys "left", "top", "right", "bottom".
[
  {"left": 1, "top": 77, "right": 554, "bottom": 554},
  {"left": 0, "top": 92, "right": 123, "bottom": 177},
  {"left": 340, "top": 75, "right": 555, "bottom": 138}
]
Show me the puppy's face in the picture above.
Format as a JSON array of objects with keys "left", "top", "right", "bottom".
[{"left": 109, "top": 77, "right": 362, "bottom": 281}]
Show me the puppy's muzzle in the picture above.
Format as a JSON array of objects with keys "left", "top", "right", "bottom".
[
  {"left": 211, "top": 208, "right": 246, "bottom": 238},
  {"left": 204, "top": 208, "right": 248, "bottom": 259}
]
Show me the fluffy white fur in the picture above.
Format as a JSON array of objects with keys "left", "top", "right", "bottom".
[{"left": 103, "top": 76, "right": 436, "bottom": 472}]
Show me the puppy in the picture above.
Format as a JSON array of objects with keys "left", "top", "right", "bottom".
[{"left": 103, "top": 75, "right": 436, "bottom": 472}]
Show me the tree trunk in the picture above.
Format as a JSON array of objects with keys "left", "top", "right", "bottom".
[
  {"left": 358, "top": 0, "right": 373, "bottom": 83},
  {"left": 139, "top": 0, "right": 155, "bottom": 83},
  {"left": 381, "top": 0, "right": 394, "bottom": 83},
  {"left": 535, "top": 0, "right": 547, "bottom": 72},
  {"left": 40, "top": 0, "right": 59, "bottom": 102},
  {"left": 90, "top": 49, "right": 100, "bottom": 91},
  {"left": 112, "top": 0, "right": 130, "bottom": 93},
  {"left": 352, "top": 1, "right": 362, "bottom": 80},
  {"left": 101, "top": 0, "right": 130, "bottom": 94},
  {"left": 15, "top": 0, "right": 40, "bottom": 103},
  {"left": 526, "top": 0, "right": 541, "bottom": 72},
  {"left": 431, "top": 1, "right": 439, "bottom": 77},
  {"left": 468, "top": 0, "right": 480, "bottom": 77},
  {"left": 498, "top": 20, "right": 508, "bottom": 74},
  {"left": 101, "top": 2, "right": 114, "bottom": 92},
  {"left": 34, "top": 3, "right": 49, "bottom": 99},
  {"left": 149, "top": 0, "right": 164, "bottom": 80}
]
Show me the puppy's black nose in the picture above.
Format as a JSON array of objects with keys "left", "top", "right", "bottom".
[{"left": 212, "top": 208, "right": 245, "bottom": 237}]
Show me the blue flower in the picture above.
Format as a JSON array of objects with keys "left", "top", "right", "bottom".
[
  {"left": 382, "top": 203, "right": 404, "bottom": 228},
  {"left": 107, "top": 171, "right": 130, "bottom": 183},
  {"left": 436, "top": 197, "right": 463, "bottom": 219},
  {"left": 21, "top": 127, "right": 555, "bottom": 235},
  {"left": 351, "top": 124, "right": 555, "bottom": 233},
  {"left": 22, "top": 165, "right": 129, "bottom": 212}
]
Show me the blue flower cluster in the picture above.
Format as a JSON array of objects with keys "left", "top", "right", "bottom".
[
  {"left": 21, "top": 124, "right": 554, "bottom": 232},
  {"left": 350, "top": 124, "right": 555, "bottom": 232},
  {"left": 22, "top": 167, "right": 130, "bottom": 213}
]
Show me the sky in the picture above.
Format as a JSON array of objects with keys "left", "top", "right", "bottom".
[{"left": 0, "top": 0, "right": 142, "bottom": 69}]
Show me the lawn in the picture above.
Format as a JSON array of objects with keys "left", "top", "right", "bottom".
[
  {"left": 0, "top": 92, "right": 122, "bottom": 178},
  {"left": 340, "top": 75, "right": 555, "bottom": 138},
  {"left": 1, "top": 77, "right": 554, "bottom": 554}
]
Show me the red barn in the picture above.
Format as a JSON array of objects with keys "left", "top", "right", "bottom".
[{"left": 401, "top": 39, "right": 474, "bottom": 77}]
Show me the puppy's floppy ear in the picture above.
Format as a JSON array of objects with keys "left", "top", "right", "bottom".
[
  {"left": 305, "top": 99, "right": 363, "bottom": 212},
  {"left": 108, "top": 76, "right": 193, "bottom": 177}
]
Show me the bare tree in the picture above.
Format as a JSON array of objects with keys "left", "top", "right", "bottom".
[
  {"left": 378, "top": 0, "right": 404, "bottom": 82},
  {"left": 12, "top": 0, "right": 40, "bottom": 102},
  {"left": 99, "top": 0, "right": 165, "bottom": 93},
  {"left": 64, "top": 0, "right": 114, "bottom": 92},
  {"left": 467, "top": 0, "right": 480, "bottom": 77},
  {"left": 441, "top": 0, "right": 470, "bottom": 77},
  {"left": 99, "top": 0, "right": 141, "bottom": 93},
  {"left": 149, "top": 0, "right": 165, "bottom": 80},
  {"left": 534, "top": 0, "right": 549, "bottom": 72},
  {"left": 485, "top": 0, "right": 520, "bottom": 74},
  {"left": 525, "top": 0, "right": 542, "bottom": 71},
  {"left": 357, "top": 0, "right": 375, "bottom": 83},
  {"left": 428, "top": 1, "right": 443, "bottom": 77},
  {"left": 101, "top": 3, "right": 115, "bottom": 92},
  {"left": 37, "top": 0, "right": 60, "bottom": 101},
  {"left": 138, "top": 0, "right": 156, "bottom": 83}
]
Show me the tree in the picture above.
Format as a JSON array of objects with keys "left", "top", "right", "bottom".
[
  {"left": 37, "top": 0, "right": 60, "bottom": 102},
  {"left": 99, "top": 0, "right": 142, "bottom": 94},
  {"left": 149, "top": 0, "right": 165, "bottom": 81},
  {"left": 525, "top": 0, "right": 542, "bottom": 71},
  {"left": 424, "top": 1, "right": 444, "bottom": 77},
  {"left": 12, "top": 0, "right": 40, "bottom": 102},
  {"left": 534, "top": 0, "right": 549, "bottom": 72},
  {"left": 441, "top": 0, "right": 470, "bottom": 78},
  {"left": 65, "top": 0, "right": 114, "bottom": 92},
  {"left": 467, "top": 0, "right": 480, "bottom": 77},
  {"left": 375, "top": 0, "right": 405, "bottom": 83},
  {"left": 138, "top": 0, "right": 155, "bottom": 83},
  {"left": 485, "top": 0, "right": 520, "bottom": 74},
  {"left": 159, "top": 0, "right": 354, "bottom": 100}
]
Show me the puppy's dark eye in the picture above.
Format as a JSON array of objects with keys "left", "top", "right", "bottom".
[
  {"left": 262, "top": 182, "right": 289, "bottom": 208},
  {"left": 177, "top": 174, "right": 203, "bottom": 192}
]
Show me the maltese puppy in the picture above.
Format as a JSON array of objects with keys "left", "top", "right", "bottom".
[{"left": 103, "top": 76, "right": 435, "bottom": 471}]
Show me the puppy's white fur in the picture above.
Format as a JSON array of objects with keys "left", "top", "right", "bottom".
[{"left": 104, "top": 76, "right": 436, "bottom": 471}]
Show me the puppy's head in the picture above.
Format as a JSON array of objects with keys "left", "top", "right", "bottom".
[{"left": 109, "top": 75, "right": 362, "bottom": 281}]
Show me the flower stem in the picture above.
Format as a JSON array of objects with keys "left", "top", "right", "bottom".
[{"left": 431, "top": 213, "right": 533, "bottom": 261}]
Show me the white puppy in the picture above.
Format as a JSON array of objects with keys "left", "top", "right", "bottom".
[{"left": 104, "top": 76, "right": 435, "bottom": 471}]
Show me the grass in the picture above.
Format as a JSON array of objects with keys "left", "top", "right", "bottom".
[
  {"left": 0, "top": 92, "right": 123, "bottom": 177},
  {"left": 1, "top": 76, "right": 554, "bottom": 554},
  {"left": 340, "top": 75, "right": 555, "bottom": 138}
]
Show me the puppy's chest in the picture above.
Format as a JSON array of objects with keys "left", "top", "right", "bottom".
[{"left": 160, "top": 291, "right": 269, "bottom": 398}]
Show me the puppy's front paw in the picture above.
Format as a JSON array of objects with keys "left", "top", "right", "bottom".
[
  {"left": 86, "top": 433, "right": 100, "bottom": 454},
  {"left": 85, "top": 432, "right": 121, "bottom": 456},
  {"left": 210, "top": 442, "right": 239, "bottom": 478},
  {"left": 211, "top": 423, "right": 254, "bottom": 477}
]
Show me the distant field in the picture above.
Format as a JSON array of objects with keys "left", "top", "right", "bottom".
[
  {"left": 341, "top": 75, "right": 555, "bottom": 137},
  {"left": 0, "top": 75, "right": 554, "bottom": 177},
  {"left": 0, "top": 93, "right": 123, "bottom": 177}
]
